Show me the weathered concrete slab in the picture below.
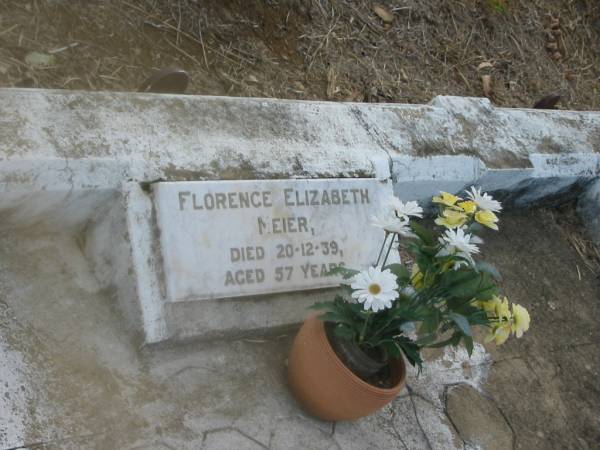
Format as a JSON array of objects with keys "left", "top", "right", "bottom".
[
  {"left": 1, "top": 89, "right": 599, "bottom": 343},
  {"left": 1, "top": 209, "right": 598, "bottom": 449},
  {"left": 0, "top": 228, "right": 478, "bottom": 450}
]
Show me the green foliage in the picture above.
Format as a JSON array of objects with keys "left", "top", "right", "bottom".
[
  {"left": 327, "top": 266, "right": 359, "bottom": 279},
  {"left": 383, "top": 263, "right": 410, "bottom": 284},
  {"left": 314, "top": 214, "right": 506, "bottom": 371},
  {"left": 488, "top": 0, "right": 508, "bottom": 14}
]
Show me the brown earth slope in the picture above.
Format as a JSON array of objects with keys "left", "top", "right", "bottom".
[{"left": 0, "top": 0, "right": 598, "bottom": 109}]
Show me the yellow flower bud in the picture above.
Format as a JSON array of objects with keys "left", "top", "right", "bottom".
[
  {"left": 411, "top": 264, "right": 424, "bottom": 290},
  {"left": 458, "top": 200, "right": 477, "bottom": 214},
  {"left": 494, "top": 296, "right": 511, "bottom": 321},
  {"left": 485, "top": 322, "right": 511, "bottom": 345},
  {"left": 432, "top": 192, "right": 462, "bottom": 207},
  {"left": 511, "top": 304, "right": 530, "bottom": 338},
  {"left": 475, "top": 210, "right": 499, "bottom": 230},
  {"left": 435, "top": 209, "right": 468, "bottom": 229}
]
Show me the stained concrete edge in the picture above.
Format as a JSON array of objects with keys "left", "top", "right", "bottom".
[{"left": 1, "top": 89, "right": 599, "bottom": 342}]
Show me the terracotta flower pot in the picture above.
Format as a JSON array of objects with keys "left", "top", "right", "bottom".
[{"left": 288, "top": 315, "right": 406, "bottom": 421}]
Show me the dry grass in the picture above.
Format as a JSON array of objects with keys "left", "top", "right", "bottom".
[
  {"left": 0, "top": 0, "right": 598, "bottom": 109},
  {"left": 552, "top": 203, "right": 600, "bottom": 278}
]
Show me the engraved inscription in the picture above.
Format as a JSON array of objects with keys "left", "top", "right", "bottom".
[{"left": 153, "top": 179, "right": 388, "bottom": 301}]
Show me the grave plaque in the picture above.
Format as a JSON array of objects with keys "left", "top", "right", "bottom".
[{"left": 153, "top": 179, "right": 390, "bottom": 302}]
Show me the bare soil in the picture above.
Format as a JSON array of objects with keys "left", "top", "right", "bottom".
[
  {"left": 479, "top": 205, "right": 600, "bottom": 448},
  {"left": 0, "top": 0, "right": 598, "bottom": 109}
]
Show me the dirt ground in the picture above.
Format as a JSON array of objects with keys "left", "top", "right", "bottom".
[
  {"left": 478, "top": 205, "right": 600, "bottom": 449},
  {"left": 0, "top": 0, "right": 598, "bottom": 109},
  {"left": 0, "top": 205, "right": 599, "bottom": 450}
]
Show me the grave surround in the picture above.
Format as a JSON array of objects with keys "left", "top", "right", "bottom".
[{"left": 0, "top": 88, "right": 598, "bottom": 343}]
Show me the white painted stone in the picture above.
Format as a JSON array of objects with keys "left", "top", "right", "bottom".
[
  {"left": 153, "top": 179, "right": 391, "bottom": 302},
  {"left": 392, "top": 155, "right": 485, "bottom": 205},
  {"left": 1, "top": 88, "right": 598, "bottom": 341}
]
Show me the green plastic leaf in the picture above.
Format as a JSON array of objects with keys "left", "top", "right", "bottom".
[
  {"left": 333, "top": 324, "right": 355, "bottom": 340},
  {"left": 397, "top": 338, "right": 423, "bottom": 368},
  {"left": 475, "top": 261, "right": 502, "bottom": 281},
  {"left": 463, "top": 335, "right": 474, "bottom": 356},
  {"left": 410, "top": 221, "right": 435, "bottom": 246},
  {"left": 415, "top": 334, "right": 437, "bottom": 346},
  {"left": 328, "top": 266, "right": 359, "bottom": 279},
  {"left": 320, "top": 311, "right": 353, "bottom": 325},
  {"left": 467, "top": 222, "right": 484, "bottom": 233},
  {"left": 309, "top": 301, "right": 335, "bottom": 311},
  {"left": 380, "top": 340, "right": 402, "bottom": 359},
  {"left": 428, "top": 332, "right": 462, "bottom": 348},
  {"left": 449, "top": 312, "right": 472, "bottom": 336},
  {"left": 418, "top": 311, "right": 440, "bottom": 335},
  {"left": 384, "top": 263, "right": 410, "bottom": 283}
]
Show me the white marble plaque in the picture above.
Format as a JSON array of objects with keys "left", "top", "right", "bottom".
[{"left": 153, "top": 179, "right": 390, "bottom": 302}]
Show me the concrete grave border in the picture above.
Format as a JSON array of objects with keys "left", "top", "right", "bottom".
[{"left": 1, "top": 89, "right": 598, "bottom": 343}]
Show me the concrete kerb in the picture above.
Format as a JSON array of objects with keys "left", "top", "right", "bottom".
[{"left": 0, "top": 89, "right": 599, "bottom": 343}]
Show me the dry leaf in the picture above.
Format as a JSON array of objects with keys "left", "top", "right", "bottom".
[
  {"left": 373, "top": 4, "right": 394, "bottom": 23},
  {"left": 326, "top": 66, "right": 337, "bottom": 99},
  {"left": 477, "top": 61, "right": 493, "bottom": 71},
  {"left": 246, "top": 74, "right": 259, "bottom": 83},
  {"left": 344, "top": 90, "right": 364, "bottom": 102},
  {"left": 292, "top": 81, "right": 305, "bottom": 91},
  {"left": 481, "top": 74, "right": 493, "bottom": 97},
  {"left": 24, "top": 51, "right": 55, "bottom": 67},
  {"left": 400, "top": 68, "right": 409, "bottom": 82}
]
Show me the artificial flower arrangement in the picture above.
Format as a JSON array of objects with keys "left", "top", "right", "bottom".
[{"left": 288, "top": 187, "right": 531, "bottom": 421}]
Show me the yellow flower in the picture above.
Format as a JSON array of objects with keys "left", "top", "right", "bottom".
[
  {"left": 479, "top": 298, "right": 496, "bottom": 316},
  {"left": 441, "top": 260, "right": 455, "bottom": 272},
  {"left": 411, "top": 264, "right": 424, "bottom": 290},
  {"left": 494, "top": 296, "right": 511, "bottom": 321},
  {"left": 479, "top": 296, "right": 511, "bottom": 320},
  {"left": 511, "top": 304, "right": 530, "bottom": 338},
  {"left": 432, "top": 192, "right": 462, "bottom": 207},
  {"left": 471, "top": 299, "right": 485, "bottom": 309},
  {"left": 435, "top": 209, "right": 468, "bottom": 229},
  {"left": 475, "top": 210, "right": 499, "bottom": 230},
  {"left": 458, "top": 200, "right": 477, "bottom": 214},
  {"left": 485, "top": 322, "right": 511, "bottom": 345}
]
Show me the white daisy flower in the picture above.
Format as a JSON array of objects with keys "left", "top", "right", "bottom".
[
  {"left": 371, "top": 212, "right": 416, "bottom": 237},
  {"left": 466, "top": 186, "right": 502, "bottom": 212},
  {"left": 389, "top": 198, "right": 423, "bottom": 220},
  {"left": 351, "top": 267, "right": 399, "bottom": 312},
  {"left": 437, "top": 228, "right": 480, "bottom": 265}
]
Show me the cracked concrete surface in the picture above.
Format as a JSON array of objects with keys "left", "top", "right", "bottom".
[{"left": 0, "top": 208, "right": 599, "bottom": 449}]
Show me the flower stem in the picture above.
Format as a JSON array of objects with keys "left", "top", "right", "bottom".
[
  {"left": 381, "top": 233, "right": 397, "bottom": 267},
  {"left": 359, "top": 312, "right": 372, "bottom": 344},
  {"left": 375, "top": 231, "right": 390, "bottom": 267}
]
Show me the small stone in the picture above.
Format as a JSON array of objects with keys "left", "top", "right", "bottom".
[{"left": 446, "top": 384, "right": 513, "bottom": 450}]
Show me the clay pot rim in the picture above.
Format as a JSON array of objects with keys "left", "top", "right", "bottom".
[{"left": 311, "top": 314, "right": 406, "bottom": 397}]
